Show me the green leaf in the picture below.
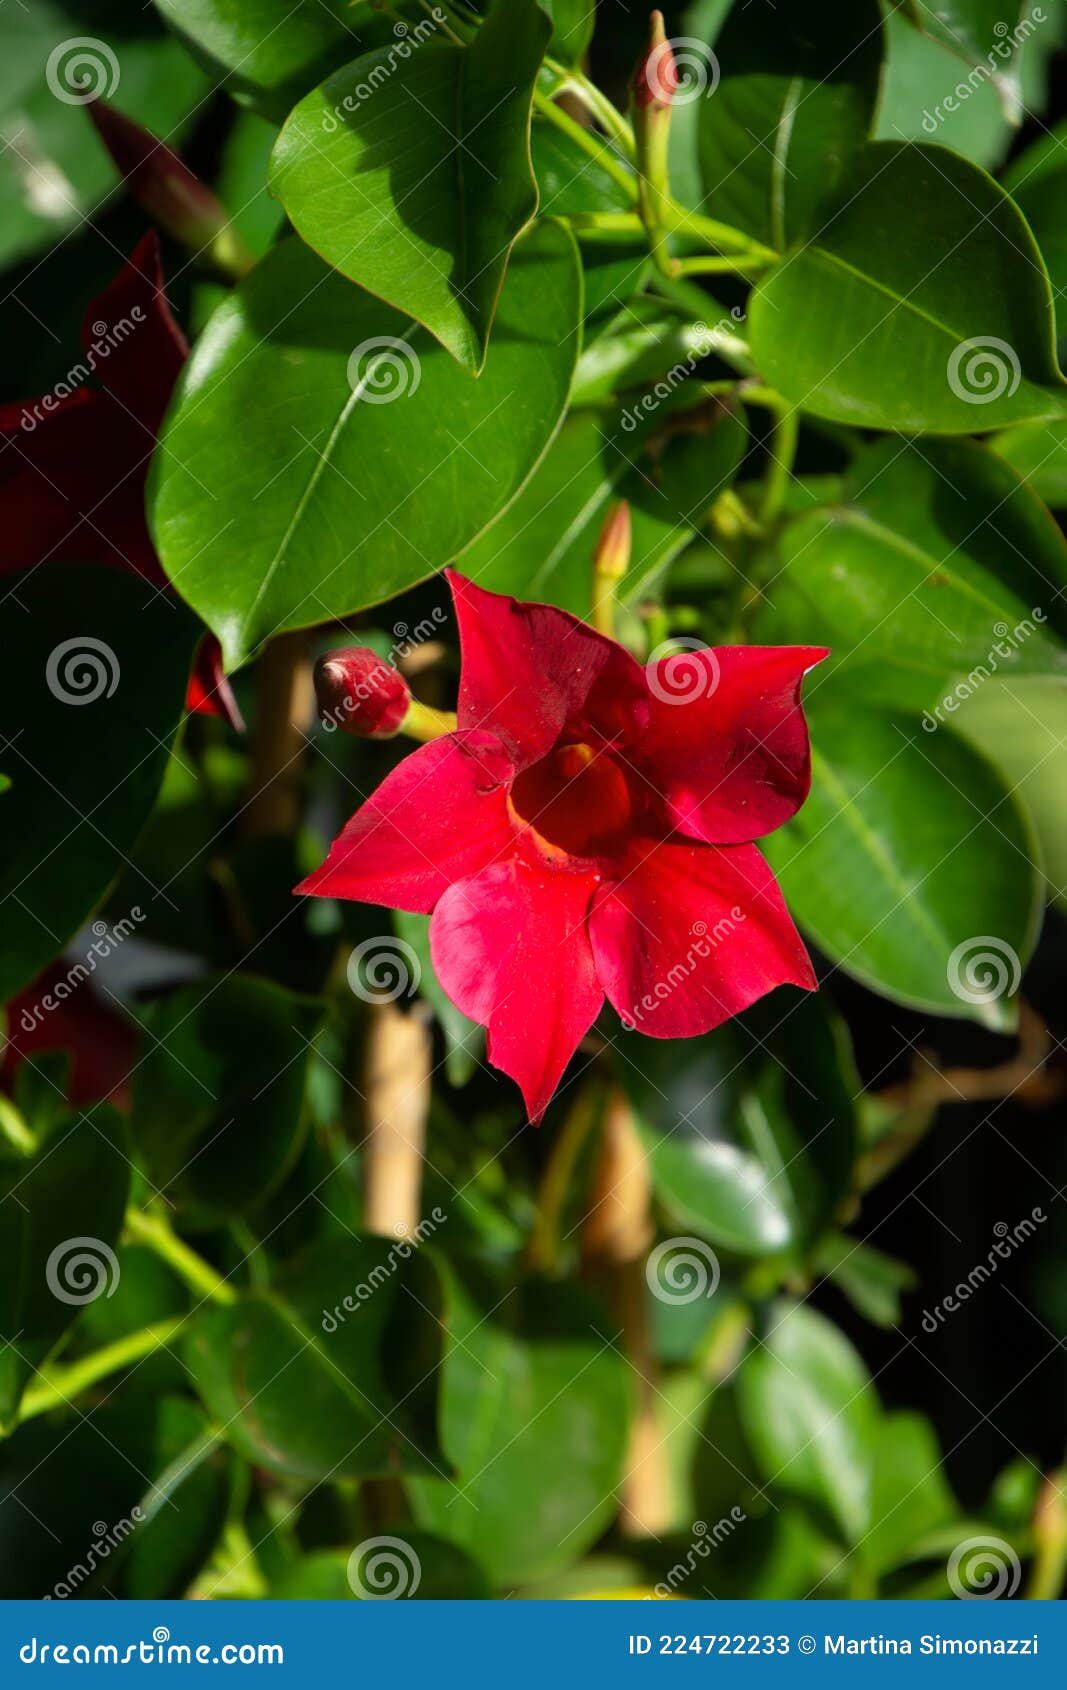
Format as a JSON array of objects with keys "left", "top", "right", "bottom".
[
  {"left": 897, "top": 1, "right": 1029, "bottom": 109},
  {"left": 186, "top": 1238, "right": 447, "bottom": 1482},
  {"left": 0, "top": 1104, "right": 131, "bottom": 1427},
  {"left": 764, "top": 691, "right": 1042, "bottom": 1027},
  {"left": 759, "top": 438, "right": 1067, "bottom": 710},
  {"left": 459, "top": 408, "right": 745, "bottom": 615},
  {"left": 0, "top": 2, "right": 210, "bottom": 269},
  {"left": 866, "top": 1411, "right": 959, "bottom": 1575},
  {"left": 270, "top": 1534, "right": 490, "bottom": 1599},
  {"left": 530, "top": 120, "right": 647, "bottom": 319},
  {"left": 993, "top": 418, "right": 1067, "bottom": 507},
  {"left": 1003, "top": 118, "right": 1067, "bottom": 364},
  {"left": 151, "top": 221, "right": 580, "bottom": 669},
  {"left": 407, "top": 1269, "right": 632, "bottom": 1585},
  {"left": 154, "top": 0, "right": 391, "bottom": 120},
  {"left": 816, "top": 1235, "right": 917, "bottom": 1328},
  {"left": 132, "top": 975, "right": 324, "bottom": 1222},
  {"left": 270, "top": 0, "right": 550, "bottom": 370},
  {"left": 539, "top": 0, "right": 595, "bottom": 62},
  {"left": 738, "top": 1300, "right": 879, "bottom": 1544},
  {"left": 875, "top": 9, "right": 1011, "bottom": 169},
  {"left": 697, "top": 0, "right": 884, "bottom": 250},
  {"left": 749, "top": 142, "right": 1066, "bottom": 431},
  {"left": 0, "top": 567, "right": 198, "bottom": 1004}
]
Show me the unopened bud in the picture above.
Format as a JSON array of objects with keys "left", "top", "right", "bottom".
[
  {"left": 633, "top": 12, "right": 677, "bottom": 112},
  {"left": 314, "top": 647, "right": 410, "bottom": 739},
  {"left": 594, "top": 500, "right": 632, "bottom": 582},
  {"left": 87, "top": 104, "right": 254, "bottom": 278}
]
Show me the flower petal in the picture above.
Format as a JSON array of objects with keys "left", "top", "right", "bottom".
[
  {"left": 83, "top": 230, "right": 187, "bottom": 435},
  {"left": 589, "top": 837, "right": 815, "bottom": 1036},
  {"left": 447, "top": 570, "right": 647, "bottom": 767},
  {"left": 430, "top": 855, "right": 602, "bottom": 1121},
  {"left": 186, "top": 634, "right": 245, "bottom": 731},
  {"left": 641, "top": 645, "right": 828, "bottom": 845},
  {"left": 295, "top": 730, "right": 515, "bottom": 912}
]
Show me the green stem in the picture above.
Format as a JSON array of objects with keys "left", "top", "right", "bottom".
[
  {"left": 532, "top": 87, "right": 638, "bottom": 200},
  {"left": 673, "top": 254, "right": 774, "bottom": 278},
  {"left": 124, "top": 1207, "right": 237, "bottom": 1306},
  {"left": 650, "top": 271, "right": 752, "bottom": 368},
  {"left": 661, "top": 202, "right": 776, "bottom": 260},
  {"left": 0, "top": 1093, "right": 36, "bottom": 1156},
  {"left": 758, "top": 405, "right": 800, "bottom": 526},
  {"left": 544, "top": 58, "right": 636, "bottom": 159},
  {"left": 19, "top": 1317, "right": 188, "bottom": 1422}
]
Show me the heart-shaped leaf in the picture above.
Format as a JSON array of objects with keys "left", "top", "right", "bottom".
[{"left": 270, "top": 0, "right": 550, "bottom": 369}]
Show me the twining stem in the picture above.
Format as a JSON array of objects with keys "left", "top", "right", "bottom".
[
  {"left": 243, "top": 630, "right": 315, "bottom": 837},
  {"left": 758, "top": 405, "right": 800, "bottom": 526},
  {"left": 19, "top": 1317, "right": 188, "bottom": 1422},
  {"left": 362, "top": 999, "right": 432, "bottom": 1239},
  {"left": 124, "top": 1206, "right": 237, "bottom": 1306},
  {"left": 581, "top": 1087, "right": 670, "bottom": 1538}
]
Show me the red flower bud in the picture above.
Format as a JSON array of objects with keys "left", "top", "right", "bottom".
[
  {"left": 594, "top": 499, "right": 632, "bottom": 583},
  {"left": 87, "top": 104, "right": 253, "bottom": 276},
  {"left": 633, "top": 11, "right": 678, "bottom": 111},
  {"left": 314, "top": 647, "right": 410, "bottom": 739}
]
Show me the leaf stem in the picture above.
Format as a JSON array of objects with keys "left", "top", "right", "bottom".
[
  {"left": 19, "top": 1317, "right": 189, "bottom": 1422},
  {"left": 531, "top": 88, "right": 639, "bottom": 200},
  {"left": 758, "top": 405, "right": 800, "bottom": 525},
  {"left": 124, "top": 1207, "right": 237, "bottom": 1306}
]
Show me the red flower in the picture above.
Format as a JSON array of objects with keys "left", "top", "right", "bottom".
[
  {"left": 0, "top": 232, "right": 240, "bottom": 729},
  {"left": 297, "top": 573, "right": 827, "bottom": 1121}
]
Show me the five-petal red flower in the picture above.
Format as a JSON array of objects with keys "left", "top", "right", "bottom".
[
  {"left": 298, "top": 572, "right": 827, "bottom": 1121},
  {"left": 0, "top": 232, "right": 239, "bottom": 727}
]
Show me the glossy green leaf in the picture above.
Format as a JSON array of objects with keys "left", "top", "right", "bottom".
[
  {"left": 897, "top": 0, "right": 1028, "bottom": 109},
  {"left": 0, "top": 3, "right": 210, "bottom": 269},
  {"left": 539, "top": 0, "right": 595, "bottom": 62},
  {"left": 0, "top": 567, "right": 198, "bottom": 1004},
  {"left": 749, "top": 142, "right": 1067, "bottom": 431},
  {"left": 151, "top": 220, "right": 580, "bottom": 668},
  {"left": 132, "top": 975, "right": 323, "bottom": 1222},
  {"left": 816, "top": 1235, "right": 917, "bottom": 1328},
  {"left": 739, "top": 1300, "right": 879, "bottom": 1544},
  {"left": 866, "top": 1411, "right": 959, "bottom": 1575},
  {"left": 0, "top": 1104, "right": 130, "bottom": 1427},
  {"left": 270, "top": 0, "right": 550, "bottom": 369},
  {"left": 955, "top": 677, "right": 1067, "bottom": 911},
  {"left": 759, "top": 438, "right": 1067, "bottom": 710},
  {"left": 698, "top": 0, "right": 884, "bottom": 249},
  {"left": 764, "top": 692, "right": 1042, "bottom": 1027},
  {"left": 875, "top": 9, "right": 1011, "bottom": 168},
  {"left": 153, "top": 0, "right": 391, "bottom": 120},
  {"left": 407, "top": 1269, "right": 631, "bottom": 1585},
  {"left": 530, "top": 121, "right": 647, "bottom": 318},
  {"left": 270, "top": 1534, "right": 490, "bottom": 1599},
  {"left": 993, "top": 417, "right": 1067, "bottom": 507},
  {"left": 1003, "top": 118, "right": 1067, "bottom": 363},
  {"left": 460, "top": 408, "right": 745, "bottom": 615},
  {"left": 186, "top": 1238, "right": 447, "bottom": 1482}
]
